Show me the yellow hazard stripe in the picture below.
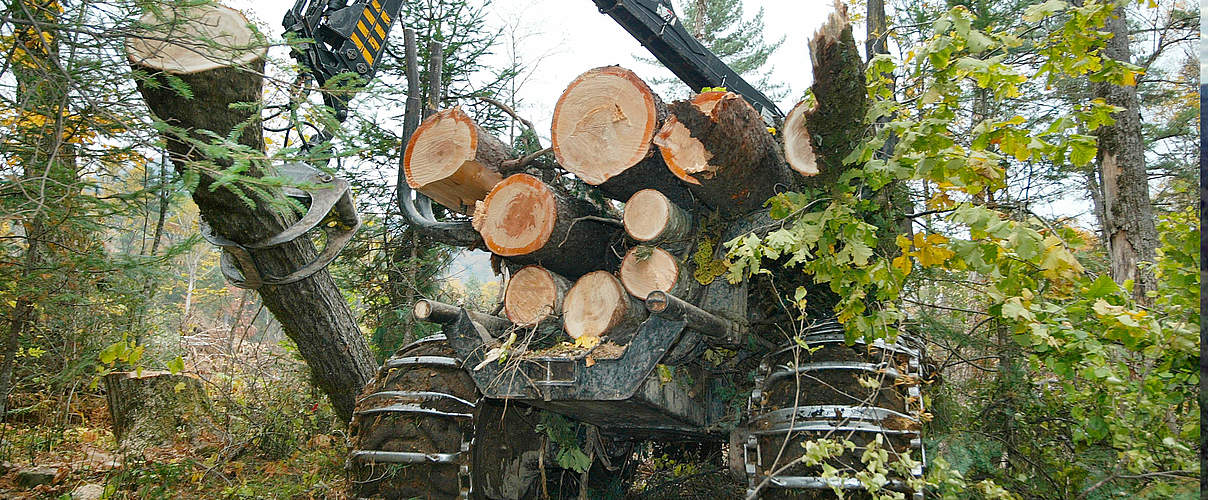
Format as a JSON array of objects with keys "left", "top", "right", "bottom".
[
  {"left": 364, "top": 7, "right": 378, "bottom": 26},
  {"left": 351, "top": 32, "right": 374, "bottom": 65},
  {"left": 374, "top": 21, "right": 386, "bottom": 40},
  {"left": 357, "top": 19, "right": 370, "bottom": 38},
  {"left": 378, "top": 6, "right": 390, "bottom": 23},
  {"left": 366, "top": 33, "right": 380, "bottom": 50}
]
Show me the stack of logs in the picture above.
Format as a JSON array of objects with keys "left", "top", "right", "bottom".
[{"left": 404, "top": 12, "right": 862, "bottom": 348}]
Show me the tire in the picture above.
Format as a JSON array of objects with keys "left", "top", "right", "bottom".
[
  {"left": 742, "top": 322, "right": 926, "bottom": 499},
  {"left": 349, "top": 334, "right": 479, "bottom": 499}
]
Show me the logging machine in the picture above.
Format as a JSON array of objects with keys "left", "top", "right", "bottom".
[{"left": 280, "top": 1, "right": 929, "bottom": 499}]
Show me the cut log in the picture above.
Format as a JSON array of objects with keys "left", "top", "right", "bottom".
[
  {"left": 414, "top": 298, "right": 512, "bottom": 332},
  {"left": 654, "top": 92, "right": 790, "bottom": 216},
  {"left": 623, "top": 189, "right": 693, "bottom": 243},
  {"left": 403, "top": 107, "right": 507, "bottom": 213},
  {"left": 127, "top": 3, "right": 375, "bottom": 422},
  {"left": 551, "top": 66, "right": 695, "bottom": 207},
  {"left": 562, "top": 271, "right": 646, "bottom": 344},
  {"left": 503, "top": 265, "right": 571, "bottom": 326},
  {"left": 618, "top": 246, "right": 696, "bottom": 301},
  {"left": 783, "top": 99, "right": 818, "bottom": 177},
  {"left": 475, "top": 173, "right": 620, "bottom": 278},
  {"left": 104, "top": 371, "right": 211, "bottom": 451},
  {"left": 645, "top": 290, "right": 742, "bottom": 345}
]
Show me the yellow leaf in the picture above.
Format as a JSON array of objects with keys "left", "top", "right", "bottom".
[
  {"left": 574, "top": 336, "right": 600, "bottom": 349},
  {"left": 893, "top": 255, "right": 913, "bottom": 276}
]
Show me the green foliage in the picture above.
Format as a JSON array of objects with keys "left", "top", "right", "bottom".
[
  {"left": 537, "top": 411, "right": 592, "bottom": 473},
  {"left": 724, "top": 0, "right": 1198, "bottom": 495}
]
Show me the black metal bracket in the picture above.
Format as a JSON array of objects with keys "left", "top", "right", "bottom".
[{"left": 200, "top": 162, "right": 361, "bottom": 289}]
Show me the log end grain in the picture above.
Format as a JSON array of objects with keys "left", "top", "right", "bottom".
[
  {"left": 619, "top": 246, "right": 681, "bottom": 299},
  {"left": 552, "top": 66, "right": 660, "bottom": 185},
  {"left": 624, "top": 189, "right": 672, "bottom": 241},
  {"left": 504, "top": 266, "right": 567, "bottom": 326},
  {"left": 126, "top": 4, "right": 266, "bottom": 74},
  {"left": 478, "top": 174, "right": 556, "bottom": 256},
  {"left": 562, "top": 271, "right": 636, "bottom": 341},
  {"left": 404, "top": 107, "right": 504, "bottom": 212},
  {"left": 784, "top": 99, "right": 818, "bottom": 177}
]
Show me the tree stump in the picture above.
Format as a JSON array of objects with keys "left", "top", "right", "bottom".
[{"left": 104, "top": 371, "right": 211, "bottom": 451}]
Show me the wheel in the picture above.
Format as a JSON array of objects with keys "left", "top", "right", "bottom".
[
  {"left": 349, "top": 334, "right": 479, "bottom": 499},
  {"left": 349, "top": 334, "right": 625, "bottom": 499},
  {"left": 738, "top": 320, "right": 926, "bottom": 499}
]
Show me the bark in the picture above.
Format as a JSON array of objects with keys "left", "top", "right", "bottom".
[
  {"left": 552, "top": 66, "right": 696, "bottom": 207},
  {"left": 794, "top": 5, "right": 869, "bottom": 193},
  {"left": 655, "top": 92, "right": 790, "bottom": 217},
  {"left": 127, "top": 4, "right": 375, "bottom": 422},
  {"left": 1092, "top": 3, "right": 1158, "bottom": 303},
  {"left": 474, "top": 174, "right": 621, "bottom": 279},
  {"left": 562, "top": 271, "right": 647, "bottom": 344},
  {"left": 403, "top": 107, "right": 507, "bottom": 213}
]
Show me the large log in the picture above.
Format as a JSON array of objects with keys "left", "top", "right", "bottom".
[
  {"left": 623, "top": 189, "right": 694, "bottom": 244},
  {"left": 618, "top": 246, "right": 697, "bottom": 301},
  {"left": 654, "top": 92, "right": 790, "bottom": 217},
  {"left": 126, "top": 4, "right": 375, "bottom": 421},
  {"left": 503, "top": 265, "right": 571, "bottom": 326},
  {"left": 474, "top": 173, "right": 620, "bottom": 279},
  {"left": 562, "top": 271, "right": 646, "bottom": 345},
  {"left": 403, "top": 107, "right": 507, "bottom": 213},
  {"left": 551, "top": 66, "right": 695, "bottom": 207}
]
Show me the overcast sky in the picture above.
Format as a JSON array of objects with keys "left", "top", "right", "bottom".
[{"left": 230, "top": 0, "right": 836, "bottom": 137}]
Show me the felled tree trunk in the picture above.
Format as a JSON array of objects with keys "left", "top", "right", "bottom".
[
  {"left": 552, "top": 66, "right": 695, "bottom": 207},
  {"left": 473, "top": 173, "right": 620, "bottom": 278},
  {"left": 503, "top": 265, "right": 571, "bottom": 326},
  {"left": 654, "top": 92, "right": 789, "bottom": 217},
  {"left": 562, "top": 271, "right": 646, "bottom": 345},
  {"left": 104, "top": 371, "right": 211, "bottom": 451},
  {"left": 618, "top": 246, "right": 697, "bottom": 301},
  {"left": 126, "top": 4, "right": 374, "bottom": 422},
  {"left": 623, "top": 189, "right": 694, "bottom": 244},
  {"left": 403, "top": 107, "right": 507, "bottom": 213}
]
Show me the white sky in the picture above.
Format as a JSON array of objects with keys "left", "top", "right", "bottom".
[{"left": 231, "top": 0, "right": 835, "bottom": 137}]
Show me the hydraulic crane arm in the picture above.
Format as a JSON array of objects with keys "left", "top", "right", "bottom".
[
  {"left": 283, "top": 0, "right": 781, "bottom": 123},
  {"left": 590, "top": 0, "right": 783, "bottom": 123}
]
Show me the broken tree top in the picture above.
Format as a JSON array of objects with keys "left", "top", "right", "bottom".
[{"left": 126, "top": 4, "right": 267, "bottom": 74}]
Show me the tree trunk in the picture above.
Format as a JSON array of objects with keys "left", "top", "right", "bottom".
[
  {"left": 403, "top": 107, "right": 507, "bottom": 213},
  {"left": 127, "top": 4, "right": 375, "bottom": 422},
  {"left": 791, "top": 5, "right": 869, "bottom": 194},
  {"left": 552, "top": 66, "right": 695, "bottom": 207},
  {"left": 654, "top": 91, "right": 790, "bottom": 217},
  {"left": 1092, "top": 3, "right": 1158, "bottom": 303},
  {"left": 503, "top": 266, "right": 571, "bottom": 326},
  {"left": 562, "top": 271, "right": 646, "bottom": 344},
  {"left": 1, "top": 0, "right": 77, "bottom": 420},
  {"left": 104, "top": 371, "right": 212, "bottom": 452},
  {"left": 473, "top": 173, "right": 620, "bottom": 279}
]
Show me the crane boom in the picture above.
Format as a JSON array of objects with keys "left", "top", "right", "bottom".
[
  {"left": 590, "top": 0, "right": 783, "bottom": 122},
  {"left": 284, "top": 0, "right": 782, "bottom": 123}
]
